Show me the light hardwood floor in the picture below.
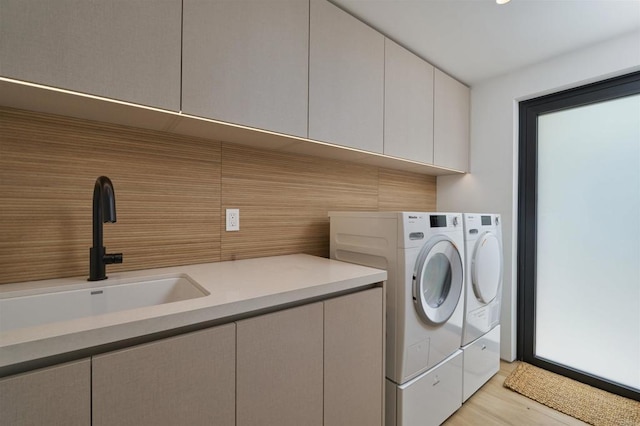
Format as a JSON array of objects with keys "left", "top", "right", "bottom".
[{"left": 444, "top": 361, "right": 588, "bottom": 425}]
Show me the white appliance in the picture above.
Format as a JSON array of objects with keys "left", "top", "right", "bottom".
[
  {"left": 330, "top": 212, "right": 465, "bottom": 426},
  {"left": 461, "top": 213, "right": 503, "bottom": 402}
]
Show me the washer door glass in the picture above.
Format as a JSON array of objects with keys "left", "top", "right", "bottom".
[
  {"left": 472, "top": 232, "right": 502, "bottom": 304},
  {"left": 413, "top": 236, "right": 464, "bottom": 325}
]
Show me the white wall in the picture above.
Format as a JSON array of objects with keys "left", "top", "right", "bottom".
[{"left": 437, "top": 30, "right": 640, "bottom": 361}]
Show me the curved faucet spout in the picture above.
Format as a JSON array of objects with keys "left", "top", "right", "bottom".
[
  {"left": 93, "top": 176, "right": 116, "bottom": 248},
  {"left": 89, "top": 176, "right": 123, "bottom": 281},
  {"left": 95, "top": 176, "right": 117, "bottom": 224}
]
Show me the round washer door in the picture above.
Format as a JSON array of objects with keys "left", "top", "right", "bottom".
[
  {"left": 471, "top": 232, "right": 502, "bottom": 304},
  {"left": 413, "top": 235, "right": 464, "bottom": 325}
]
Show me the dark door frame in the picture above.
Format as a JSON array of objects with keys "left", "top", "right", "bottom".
[{"left": 517, "top": 71, "right": 640, "bottom": 401}]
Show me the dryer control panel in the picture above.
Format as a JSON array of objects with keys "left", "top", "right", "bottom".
[{"left": 463, "top": 214, "right": 501, "bottom": 240}]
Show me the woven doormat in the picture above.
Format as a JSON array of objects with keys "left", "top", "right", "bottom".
[{"left": 503, "top": 362, "right": 640, "bottom": 426}]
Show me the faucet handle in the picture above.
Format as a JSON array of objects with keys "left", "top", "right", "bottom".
[{"left": 104, "top": 253, "right": 123, "bottom": 265}]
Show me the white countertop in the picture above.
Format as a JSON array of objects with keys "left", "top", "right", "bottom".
[{"left": 0, "top": 254, "right": 386, "bottom": 372}]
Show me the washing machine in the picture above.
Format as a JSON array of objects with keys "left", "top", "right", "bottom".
[
  {"left": 329, "top": 211, "right": 465, "bottom": 426},
  {"left": 461, "top": 213, "right": 503, "bottom": 402}
]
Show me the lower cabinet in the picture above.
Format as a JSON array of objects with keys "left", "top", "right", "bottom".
[
  {"left": 92, "top": 324, "right": 236, "bottom": 426},
  {"left": 324, "top": 287, "right": 384, "bottom": 426},
  {"left": 237, "top": 287, "right": 384, "bottom": 426},
  {"left": 237, "top": 303, "right": 324, "bottom": 426},
  {"left": 0, "top": 358, "right": 91, "bottom": 426},
  {"left": 0, "top": 287, "right": 383, "bottom": 426}
]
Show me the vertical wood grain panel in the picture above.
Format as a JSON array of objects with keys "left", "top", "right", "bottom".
[
  {"left": 221, "top": 143, "right": 379, "bottom": 260},
  {"left": 0, "top": 108, "right": 220, "bottom": 284},
  {"left": 378, "top": 169, "right": 437, "bottom": 212},
  {"left": 1, "top": 107, "right": 437, "bottom": 285}
]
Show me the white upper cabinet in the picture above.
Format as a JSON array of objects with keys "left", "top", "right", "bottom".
[
  {"left": 384, "top": 39, "right": 435, "bottom": 164},
  {"left": 309, "top": 0, "right": 385, "bottom": 153},
  {"left": 182, "top": 0, "right": 309, "bottom": 138},
  {"left": 0, "top": 0, "right": 469, "bottom": 175},
  {"left": 0, "top": 0, "right": 181, "bottom": 111},
  {"left": 434, "top": 69, "right": 470, "bottom": 171}
]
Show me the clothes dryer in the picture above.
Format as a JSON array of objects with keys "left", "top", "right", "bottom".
[
  {"left": 330, "top": 212, "right": 465, "bottom": 425},
  {"left": 461, "top": 213, "right": 503, "bottom": 401}
]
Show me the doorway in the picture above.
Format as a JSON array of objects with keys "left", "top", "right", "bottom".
[{"left": 517, "top": 71, "right": 640, "bottom": 400}]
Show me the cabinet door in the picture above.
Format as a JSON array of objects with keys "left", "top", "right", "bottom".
[
  {"left": 324, "top": 287, "right": 384, "bottom": 426},
  {"left": 0, "top": 0, "right": 181, "bottom": 111},
  {"left": 236, "top": 303, "right": 324, "bottom": 426},
  {"left": 92, "top": 324, "right": 235, "bottom": 426},
  {"left": 384, "top": 39, "right": 434, "bottom": 164},
  {"left": 309, "top": 0, "right": 384, "bottom": 153},
  {"left": 182, "top": 0, "right": 309, "bottom": 138},
  {"left": 0, "top": 359, "right": 90, "bottom": 426},
  {"left": 433, "top": 69, "right": 470, "bottom": 171}
]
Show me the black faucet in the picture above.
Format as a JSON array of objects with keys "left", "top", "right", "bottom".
[{"left": 89, "top": 176, "right": 123, "bottom": 281}]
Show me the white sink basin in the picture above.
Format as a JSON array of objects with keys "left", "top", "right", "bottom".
[{"left": 0, "top": 274, "right": 209, "bottom": 333}]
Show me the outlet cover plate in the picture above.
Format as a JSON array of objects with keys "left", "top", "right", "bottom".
[{"left": 226, "top": 208, "right": 239, "bottom": 231}]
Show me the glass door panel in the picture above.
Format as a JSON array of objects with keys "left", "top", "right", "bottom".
[{"left": 535, "top": 94, "right": 640, "bottom": 391}]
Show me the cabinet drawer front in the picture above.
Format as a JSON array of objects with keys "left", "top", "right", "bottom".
[
  {"left": 462, "top": 325, "right": 500, "bottom": 401},
  {"left": 396, "top": 350, "right": 463, "bottom": 426}
]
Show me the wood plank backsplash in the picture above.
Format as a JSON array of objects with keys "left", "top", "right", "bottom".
[{"left": 0, "top": 107, "right": 436, "bottom": 284}]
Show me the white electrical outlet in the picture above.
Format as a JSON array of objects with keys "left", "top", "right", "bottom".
[{"left": 226, "top": 208, "right": 240, "bottom": 231}]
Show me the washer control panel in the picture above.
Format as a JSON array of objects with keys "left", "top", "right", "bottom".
[{"left": 428, "top": 213, "right": 462, "bottom": 229}]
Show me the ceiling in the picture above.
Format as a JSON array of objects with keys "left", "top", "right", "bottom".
[{"left": 330, "top": 0, "right": 640, "bottom": 86}]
